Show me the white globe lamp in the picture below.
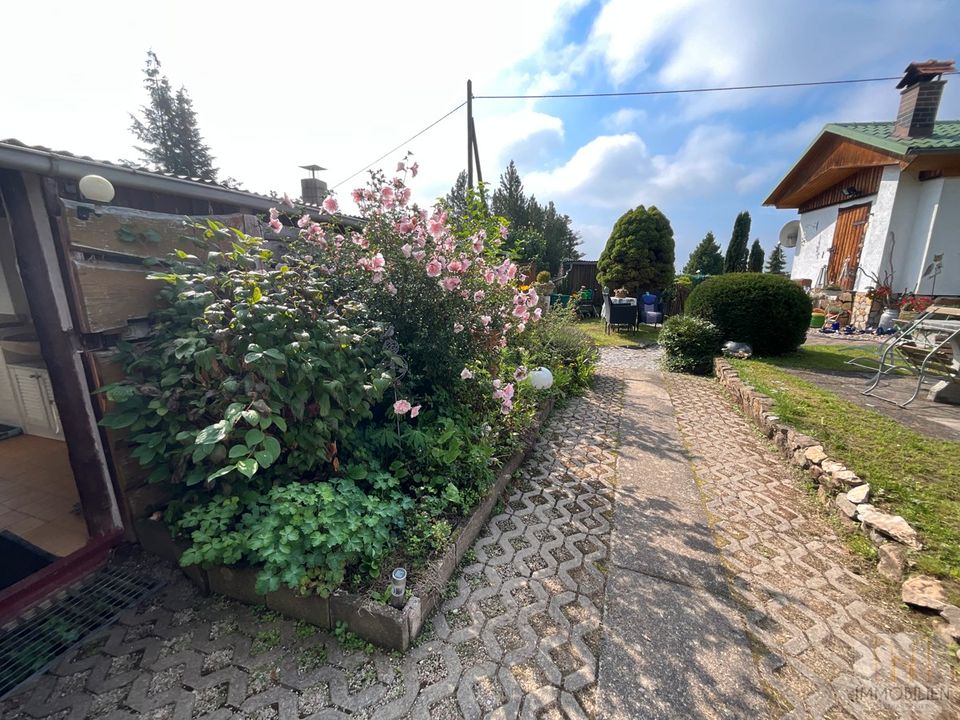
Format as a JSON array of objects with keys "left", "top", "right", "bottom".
[
  {"left": 528, "top": 367, "right": 554, "bottom": 390},
  {"left": 78, "top": 175, "right": 116, "bottom": 203}
]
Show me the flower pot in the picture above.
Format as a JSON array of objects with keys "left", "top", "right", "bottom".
[
  {"left": 878, "top": 308, "right": 899, "bottom": 332},
  {"left": 809, "top": 313, "right": 826, "bottom": 329}
]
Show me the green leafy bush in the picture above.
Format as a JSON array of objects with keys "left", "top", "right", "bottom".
[
  {"left": 536, "top": 270, "right": 552, "bottom": 283},
  {"left": 685, "top": 273, "right": 811, "bottom": 355},
  {"left": 659, "top": 316, "right": 721, "bottom": 374},
  {"left": 101, "top": 230, "right": 393, "bottom": 495},
  {"left": 102, "top": 165, "right": 597, "bottom": 598}
]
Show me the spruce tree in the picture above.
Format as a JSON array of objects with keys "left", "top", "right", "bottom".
[
  {"left": 724, "top": 211, "right": 751, "bottom": 273},
  {"left": 487, "top": 162, "right": 580, "bottom": 274},
  {"left": 766, "top": 243, "right": 787, "bottom": 275},
  {"left": 682, "top": 231, "right": 724, "bottom": 275},
  {"left": 491, "top": 161, "right": 528, "bottom": 232},
  {"left": 748, "top": 239, "right": 765, "bottom": 272},
  {"left": 444, "top": 171, "right": 469, "bottom": 227},
  {"left": 130, "top": 51, "right": 217, "bottom": 180}
]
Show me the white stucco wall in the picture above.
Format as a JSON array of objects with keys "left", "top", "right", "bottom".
[
  {"left": 913, "top": 177, "right": 960, "bottom": 295},
  {"left": 854, "top": 165, "right": 901, "bottom": 291},
  {"left": 788, "top": 168, "right": 959, "bottom": 296},
  {"left": 890, "top": 175, "right": 941, "bottom": 295}
]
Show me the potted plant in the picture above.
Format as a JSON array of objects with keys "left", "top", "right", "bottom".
[
  {"left": 810, "top": 307, "right": 826, "bottom": 329},
  {"left": 534, "top": 270, "right": 554, "bottom": 298},
  {"left": 897, "top": 294, "right": 933, "bottom": 323}
]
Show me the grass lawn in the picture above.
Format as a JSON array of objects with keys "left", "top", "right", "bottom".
[
  {"left": 762, "top": 342, "right": 912, "bottom": 375},
  {"left": 730, "top": 358, "right": 960, "bottom": 585},
  {"left": 577, "top": 317, "right": 660, "bottom": 348}
]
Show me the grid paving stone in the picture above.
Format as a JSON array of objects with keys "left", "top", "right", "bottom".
[
  {"left": 1, "top": 361, "right": 626, "bottom": 720},
  {"left": 666, "top": 371, "right": 959, "bottom": 719}
]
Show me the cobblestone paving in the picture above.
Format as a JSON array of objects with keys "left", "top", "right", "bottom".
[
  {"left": 667, "top": 372, "right": 960, "bottom": 720},
  {"left": 1, "top": 364, "right": 627, "bottom": 720}
]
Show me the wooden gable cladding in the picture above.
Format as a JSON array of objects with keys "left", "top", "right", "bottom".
[
  {"left": 798, "top": 166, "right": 884, "bottom": 213},
  {"left": 766, "top": 134, "right": 898, "bottom": 208},
  {"left": 58, "top": 200, "right": 259, "bottom": 334}
]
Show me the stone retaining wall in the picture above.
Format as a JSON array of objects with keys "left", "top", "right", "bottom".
[{"left": 713, "top": 358, "right": 960, "bottom": 646}]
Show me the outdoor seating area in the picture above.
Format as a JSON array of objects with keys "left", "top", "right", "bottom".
[
  {"left": 599, "top": 288, "right": 664, "bottom": 334},
  {"left": 856, "top": 305, "right": 960, "bottom": 407}
]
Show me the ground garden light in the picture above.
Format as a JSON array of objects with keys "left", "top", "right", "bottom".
[{"left": 528, "top": 367, "right": 554, "bottom": 390}]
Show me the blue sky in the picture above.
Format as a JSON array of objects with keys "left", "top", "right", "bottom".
[
  {"left": 484, "top": 0, "right": 960, "bottom": 268},
  {"left": 3, "top": 0, "right": 959, "bottom": 271}
]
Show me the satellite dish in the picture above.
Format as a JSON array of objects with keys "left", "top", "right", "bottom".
[{"left": 779, "top": 219, "right": 800, "bottom": 249}]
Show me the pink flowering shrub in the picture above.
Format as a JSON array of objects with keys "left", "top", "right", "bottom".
[
  {"left": 107, "top": 159, "right": 595, "bottom": 596},
  {"left": 298, "top": 162, "right": 542, "bottom": 414}
]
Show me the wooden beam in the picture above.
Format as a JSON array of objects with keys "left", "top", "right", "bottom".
[
  {"left": 0, "top": 169, "right": 122, "bottom": 537},
  {"left": 61, "top": 199, "right": 255, "bottom": 261}
]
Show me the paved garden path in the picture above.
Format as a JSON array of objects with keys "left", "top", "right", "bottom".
[
  {"left": 662, "top": 369, "right": 959, "bottom": 720},
  {"left": 3, "top": 347, "right": 957, "bottom": 719}
]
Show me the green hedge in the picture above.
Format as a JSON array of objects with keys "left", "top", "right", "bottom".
[
  {"left": 686, "top": 274, "right": 811, "bottom": 355},
  {"left": 659, "top": 315, "right": 721, "bottom": 374}
]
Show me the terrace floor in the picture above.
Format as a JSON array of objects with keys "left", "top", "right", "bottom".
[{"left": 2, "top": 347, "right": 957, "bottom": 719}]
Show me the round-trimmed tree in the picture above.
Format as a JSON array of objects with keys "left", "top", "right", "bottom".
[
  {"left": 686, "top": 273, "right": 811, "bottom": 355},
  {"left": 596, "top": 205, "right": 675, "bottom": 294}
]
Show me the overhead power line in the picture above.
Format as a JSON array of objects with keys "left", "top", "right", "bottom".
[
  {"left": 332, "top": 72, "right": 958, "bottom": 190},
  {"left": 331, "top": 101, "right": 466, "bottom": 189},
  {"left": 473, "top": 73, "right": 958, "bottom": 100}
]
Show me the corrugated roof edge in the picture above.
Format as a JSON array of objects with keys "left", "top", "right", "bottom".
[{"left": 0, "top": 138, "right": 363, "bottom": 227}]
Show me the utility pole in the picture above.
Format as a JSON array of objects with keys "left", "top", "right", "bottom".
[{"left": 467, "top": 79, "right": 474, "bottom": 189}]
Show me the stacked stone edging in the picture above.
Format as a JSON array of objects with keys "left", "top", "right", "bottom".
[{"left": 713, "top": 358, "right": 960, "bottom": 647}]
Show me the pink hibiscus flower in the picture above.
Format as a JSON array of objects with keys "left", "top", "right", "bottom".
[
  {"left": 460, "top": 368, "right": 474, "bottom": 380},
  {"left": 425, "top": 259, "right": 443, "bottom": 277},
  {"left": 393, "top": 399, "right": 412, "bottom": 415},
  {"left": 441, "top": 276, "right": 461, "bottom": 292},
  {"left": 322, "top": 196, "right": 339, "bottom": 214},
  {"left": 410, "top": 404, "right": 421, "bottom": 418}
]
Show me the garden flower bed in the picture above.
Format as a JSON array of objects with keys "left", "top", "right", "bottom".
[
  {"left": 102, "top": 162, "right": 597, "bottom": 648},
  {"left": 134, "top": 399, "right": 552, "bottom": 649}
]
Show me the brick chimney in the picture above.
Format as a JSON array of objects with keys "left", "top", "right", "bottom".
[{"left": 893, "top": 59, "right": 955, "bottom": 139}]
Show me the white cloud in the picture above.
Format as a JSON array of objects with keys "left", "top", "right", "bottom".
[
  {"left": 0, "top": 0, "right": 585, "bottom": 211},
  {"left": 603, "top": 108, "right": 647, "bottom": 130},
  {"left": 525, "top": 133, "right": 649, "bottom": 208},
  {"left": 586, "top": 0, "right": 700, "bottom": 86}
]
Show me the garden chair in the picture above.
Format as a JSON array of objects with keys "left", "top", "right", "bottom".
[
  {"left": 857, "top": 305, "right": 960, "bottom": 407},
  {"left": 576, "top": 288, "right": 597, "bottom": 318},
  {"left": 602, "top": 291, "right": 638, "bottom": 334}
]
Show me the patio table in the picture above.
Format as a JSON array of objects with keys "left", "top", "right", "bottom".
[{"left": 601, "top": 296, "right": 636, "bottom": 323}]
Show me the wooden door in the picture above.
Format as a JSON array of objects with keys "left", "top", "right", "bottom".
[{"left": 827, "top": 203, "right": 870, "bottom": 290}]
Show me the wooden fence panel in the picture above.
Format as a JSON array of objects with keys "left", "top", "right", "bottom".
[
  {"left": 60, "top": 201, "right": 261, "bottom": 333},
  {"left": 71, "top": 260, "right": 160, "bottom": 334},
  {"left": 62, "top": 199, "right": 256, "bottom": 260},
  {"left": 86, "top": 350, "right": 151, "bottom": 491}
]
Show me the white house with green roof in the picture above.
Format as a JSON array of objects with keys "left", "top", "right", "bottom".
[{"left": 765, "top": 60, "right": 959, "bottom": 327}]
